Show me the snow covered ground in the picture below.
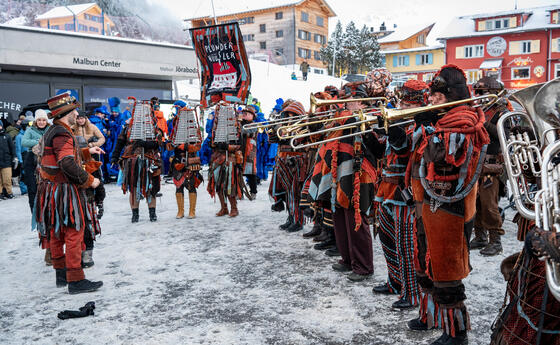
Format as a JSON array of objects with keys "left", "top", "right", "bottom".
[{"left": 0, "top": 177, "right": 519, "bottom": 345}]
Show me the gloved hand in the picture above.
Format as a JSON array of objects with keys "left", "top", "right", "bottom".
[
  {"left": 387, "top": 126, "right": 406, "bottom": 147},
  {"left": 414, "top": 111, "right": 438, "bottom": 129},
  {"left": 57, "top": 301, "right": 95, "bottom": 320}
]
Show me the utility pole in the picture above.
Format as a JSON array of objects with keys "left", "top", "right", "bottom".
[
  {"left": 211, "top": 0, "right": 218, "bottom": 25},
  {"left": 332, "top": 42, "right": 337, "bottom": 77}
]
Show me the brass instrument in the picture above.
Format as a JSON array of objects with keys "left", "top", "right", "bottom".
[
  {"left": 288, "top": 94, "right": 498, "bottom": 150},
  {"left": 497, "top": 78, "right": 560, "bottom": 301}
]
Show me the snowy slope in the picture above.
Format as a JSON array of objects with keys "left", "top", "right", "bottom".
[
  {"left": 176, "top": 59, "right": 343, "bottom": 115},
  {"left": 0, "top": 177, "right": 520, "bottom": 345}
]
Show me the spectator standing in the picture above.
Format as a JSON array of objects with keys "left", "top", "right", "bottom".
[
  {"left": 300, "top": 60, "right": 310, "bottom": 81},
  {"left": 14, "top": 116, "right": 32, "bottom": 195},
  {"left": 0, "top": 120, "right": 16, "bottom": 199}
]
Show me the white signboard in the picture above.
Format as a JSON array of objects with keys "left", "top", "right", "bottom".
[{"left": 486, "top": 36, "right": 507, "bottom": 57}]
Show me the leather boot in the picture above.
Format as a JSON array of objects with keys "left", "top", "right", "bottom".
[
  {"left": 480, "top": 230, "right": 503, "bottom": 256},
  {"left": 216, "top": 194, "right": 229, "bottom": 216},
  {"left": 228, "top": 196, "right": 238, "bottom": 217},
  {"left": 187, "top": 193, "right": 197, "bottom": 219},
  {"left": 175, "top": 193, "right": 185, "bottom": 219},
  {"left": 68, "top": 279, "right": 103, "bottom": 294},
  {"left": 149, "top": 207, "right": 157, "bottom": 222},
  {"left": 44, "top": 248, "right": 53, "bottom": 266},
  {"left": 56, "top": 268, "right": 67, "bottom": 287},
  {"left": 279, "top": 215, "right": 294, "bottom": 230},
  {"left": 131, "top": 208, "right": 139, "bottom": 223},
  {"left": 314, "top": 231, "right": 336, "bottom": 250},
  {"left": 286, "top": 222, "right": 303, "bottom": 232},
  {"left": 303, "top": 222, "right": 322, "bottom": 238},
  {"left": 430, "top": 330, "right": 468, "bottom": 345},
  {"left": 470, "top": 228, "right": 487, "bottom": 250},
  {"left": 313, "top": 228, "right": 330, "bottom": 242}
]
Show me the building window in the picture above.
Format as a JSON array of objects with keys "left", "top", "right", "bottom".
[
  {"left": 422, "top": 73, "right": 435, "bottom": 83},
  {"left": 464, "top": 45, "right": 484, "bottom": 58},
  {"left": 417, "top": 34, "right": 425, "bottom": 44},
  {"left": 512, "top": 67, "right": 530, "bottom": 80},
  {"left": 485, "top": 18, "right": 510, "bottom": 31},
  {"left": 78, "top": 23, "right": 87, "bottom": 31},
  {"left": 260, "top": 41, "right": 266, "bottom": 49},
  {"left": 274, "top": 48, "right": 284, "bottom": 56},
  {"left": 259, "top": 24, "right": 266, "bottom": 33},
  {"left": 301, "top": 12, "right": 309, "bottom": 23},
  {"left": 65, "top": 23, "right": 75, "bottom": 30},
  {"left": 466, "top": 70, "right": 482, "bottom": 84},
  {"left": 275, "top": 12, "right": 283, "bottom": 20},
  {"left": 298, "top": 30, "right": 311, "bottom": 40},
  {"left": 243, "top": 34, "right": 255, "bottom": 41},
  {"left": 521, "top": 41, "right": 532, "bottom": 53},
  {"left": 417, "top": 53, "right": 430, "bottom": 65},
  {"left": 555, "top": 64, "right": 560, "bottom": 78},
  {"left": 314, "top": 50, "right": 321, "bottom": 60},
  {"left": 314, "top": 69, "right": 324, "bottom": 74},
  {"left": 89, "top": 26, "right": 99, "bottom": 32},
  {"left": 240, "top": 17, "right": 254, "bottom": 25},
  {"left": 276, "top": 30, "right": 283, "bottom": 38},
  {"left": 51, "top": 25, "right": 59, "bottom": 29},
  {"left": 298, "top": 47, "right": 311, "bottom": 59},
  {"left": 394, "top": 55, "right": 409, "bottom": 67},
  {"left": 317, "top": 16, "right": 324, "bottom": 27},
  {"left": 314, "top": 34, "right": 326, "bottom": 44}
]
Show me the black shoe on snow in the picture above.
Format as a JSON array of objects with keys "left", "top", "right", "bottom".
[
  {"left": 480, "top": 242, "right": 502, "bottom": 256},
  {"left": 279, "top": 216, "right": 293, "bottom": 230},
  {"left": 5, "top": 193, "right": 14, "bottom": 199},
  {"left": 313, "top": 230, "right": 330, "bottom": 242},
  {"left": 96, "top": 203, "right": 104, "bottom": 219},
  {"left": 325, "top": 246, "right": 340, "bottom": 257},
  {"left": 430, "top": 331, "right": 467, "bottom": 345},
  {"left": 392, "top": 297, "right": 416, "bottom": 310},
  {"left": 372, "top": 283, "right": 396, "bottom": 295},
  {"left": 408, "top": 317, "right": 430, "bottom": 331},
  {"left": 131, "top": 209, "right": 139, "bottom": 223},
  {"left": 347, "top": 272, "right": 372, "bottom": 282},
  {"left": 303, "top": 223, "right": 322, "bottom": 238},
  {"left": 271, "top": 200, "right": 285, "bottom": 212},
  {"left": 149, "top": 208, "right": 157, "bottom": 222},
  {"left": 313, "top": 238, "right": 336, "bottom": 250},
  {"left": 332, "top": 263, "right": 351, "bottom": 272},
  {"left": 68, "top": 279, "right": 103, "bottom": 294},
  {"left": 56, "top": 269, "right": 67, "bottom": 287},
  {"left": 469, "top": 237, "right": 487, "bottom": 250},
  {"left": 286, "top": 222, "right": 303, "bottom": 233}
]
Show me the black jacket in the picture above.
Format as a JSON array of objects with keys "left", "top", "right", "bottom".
[{"left": 0, "top": 129, "right": 15, "bottom": 168}]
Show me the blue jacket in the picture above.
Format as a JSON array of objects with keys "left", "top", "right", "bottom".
[
  {"left": 15, "top": 129, "right": 27, "bottom": 162},
  {"left": 199, "top": 118, "right": 214, "bottom": 166}
]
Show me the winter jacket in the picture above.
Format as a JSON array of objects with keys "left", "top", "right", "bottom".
[
  {"left": 22, "top": 124, "right": 49, "bottom": 149},
  {"left": 71, "top": 118, "right": 106, "bottom": 147},
  {"left": 15, "top": 129, "right": 28, "bottom": 162},
  {"left": 5, "top": 124, "right": 21, "bottom": 139},
  {"left": 154, "top": 110, "right": 168, "bottom": 135},
  {"left": 88, "top": 115, "right": 108, "bottom": 136},
  {"left": 0, "top": 129, "right": 15, "bottom": 168}
]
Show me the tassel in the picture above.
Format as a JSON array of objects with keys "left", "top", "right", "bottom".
[{"left": 353, "top": 171, "right": 361, "bottom": 231}]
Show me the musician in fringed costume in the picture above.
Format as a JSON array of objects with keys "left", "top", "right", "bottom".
[
  {"left": 470, "top": 76, "right": 512, "bottom": 256},
  {"left": 169, "top": 101, "right": 203, "bottom": 219},
  {"left": 111, "top": 101, "right": 163, "bottom": 223},
  {"left": 307, "top": 77, "right": 386, "bottom": 282},
  {"left": 207, "top": 105, "right": 246, "bottom": 217},
  {"left": 415, "top": 65, "right": 490, "bottom": 345},
  {"left": 35, "top": 92, "right": 103, "bottom": 294},
  {"left": 240, "top": 106, "right": 259, "bottom": 199},
  {"left": 269, "top": 100, "right": 309, "bottom": 232},
  {"left": 372, "top": 80, "right": 427, "bottom": 310}
]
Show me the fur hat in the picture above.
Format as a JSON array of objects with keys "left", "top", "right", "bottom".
[
  {"left": 401, "top": 80, "right": 429, "bottom": 106},
  {"left": 46, "top": 92, "right": 80, "bottom": 119},
  {"left": 282, "top": 101, "right": 306, "bottom": 116},
  {"left": 94, "top": 106, "right": 111, "bottom": 116},
  {"left": 430, "top": 64, "right": 470, "bottom": 101},
  {"left": 473, "top": 76, "right": 504, "bottom": 94}
]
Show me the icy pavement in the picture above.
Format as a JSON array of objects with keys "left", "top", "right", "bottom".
[{"left": 0, "top": 178, "right": 518, "bottom": 345}]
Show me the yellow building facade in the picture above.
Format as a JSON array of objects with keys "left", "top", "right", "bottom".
[
  {"left": 384, "top": 46, "right": 445, "bottom": 82},
  {"left": 35, "top": 3, "right": 115, "bottom": 36}
]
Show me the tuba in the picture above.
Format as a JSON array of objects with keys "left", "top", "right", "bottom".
[{"left": 498, "top": 78, "right": 560, "bottom": 301}]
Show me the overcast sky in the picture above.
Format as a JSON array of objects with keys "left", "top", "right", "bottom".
[{"left": 162, "top": 0, "right": 559, "bottom": 43}]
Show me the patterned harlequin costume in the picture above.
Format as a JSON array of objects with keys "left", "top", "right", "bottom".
[
  {"left": 415, "top": 65, "right": 490, "bottom": 341},
  {"left": 269, "top": 101, "right": 309, "bottom": 231},
  {"left": 35, "top": 93, "right": 100, "bottom": 284},
  {"left": 206, "top": 105, "right": 246, "bottom": 217},
  {"left": 307, "top": 109, "right": 384, "bottom": 275}
]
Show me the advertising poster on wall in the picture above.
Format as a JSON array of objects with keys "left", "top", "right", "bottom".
[{"left": 189, "top": 22, "right": 251, "bottom": 107}]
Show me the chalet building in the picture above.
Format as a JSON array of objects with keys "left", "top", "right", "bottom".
[
  {"left": 439, "top": 6, "right": 560, "bottom": 88},
  {"left": 35, "top": 3, "right": 115, "bottom": 36},
  {"left": 379, "top": 23, "right": 444, "bottom": 82},
  {"left": 187, "top": 0, "right": 335, "bottom": 74}
]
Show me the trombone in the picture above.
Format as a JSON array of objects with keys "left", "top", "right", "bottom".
[{"left": 288, "top": 94, "right": 498, "bottom": 150}]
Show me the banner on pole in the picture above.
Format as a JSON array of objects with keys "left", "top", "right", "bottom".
[{"left": 189, "top": 22, "right": 251, "bottom": 107}]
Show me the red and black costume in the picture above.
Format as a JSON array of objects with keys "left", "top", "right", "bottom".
[{"left": 170, "top": 142, "right": 202, "bottom": 219}]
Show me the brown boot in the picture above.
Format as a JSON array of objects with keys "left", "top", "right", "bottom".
[
  {"left": 228, "top": 196, "right": 238, "bottom": 217},
  {"left": 470, "top": 227, "right": 487, "bottom": 250},
  {"left": 175, "top": 193, "right": 185, "bottom": 219},
  {"left": 216, "top": 194, "right": 229, "bottom": 216},
  {"left": 480, "top": 230, "right": 503, "bottom": 256},
  {"left": 44, "top": 248, "right": 52, "bottom": 266},
  {"left": 187, "top": 193, "right": 197, "bottom": 219}
]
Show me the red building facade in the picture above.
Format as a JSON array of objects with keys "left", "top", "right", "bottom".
[{"left": 440, "top": 7, "right": 560, "bottom": 89}]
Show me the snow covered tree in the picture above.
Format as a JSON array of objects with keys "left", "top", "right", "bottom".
[
  {"left": 320, "top": 21, "right": 343, "bottom": 77},
  {"left": 355, "top": 25, "right": 383, "bottom": 73}
]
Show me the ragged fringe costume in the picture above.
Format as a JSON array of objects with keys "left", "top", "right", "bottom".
[
  {"left": 35, "top": 110, "right": 99, "bottom": 283},
  {"left": 269, "top": 101, "right": 308, "bottom": 231},
  {"left": 375, "top": 125, "right": 420, "bottom": 305},
  {"left": 307, "top": 109, "right": 384, "bottom": 275},
  {"left": 170, "top": 143, "right": 203, "bottom": 219},
  {"left": 414, "top": 65, "right": 490, "bottom": 340}
]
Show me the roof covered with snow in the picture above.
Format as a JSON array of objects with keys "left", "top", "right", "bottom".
[
  {"left": 438, "top": 5, "right": 560, "bottom": 40},
  {"left": 377, "top": 23, "right": 434, "bottom": 44},
  {"left": 35, "top": 3, "right": 97, "bottom": 20},
  {"left": 186, "top": 0, "right": 335, "bottom": 21}
]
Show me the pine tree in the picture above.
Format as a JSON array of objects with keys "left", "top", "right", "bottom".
[
  {"left": 342, "top": 21, "right": 360, "bottom": 74},
  {"left": 356, "top": 25, "right": 383, "bottom": 73}
]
